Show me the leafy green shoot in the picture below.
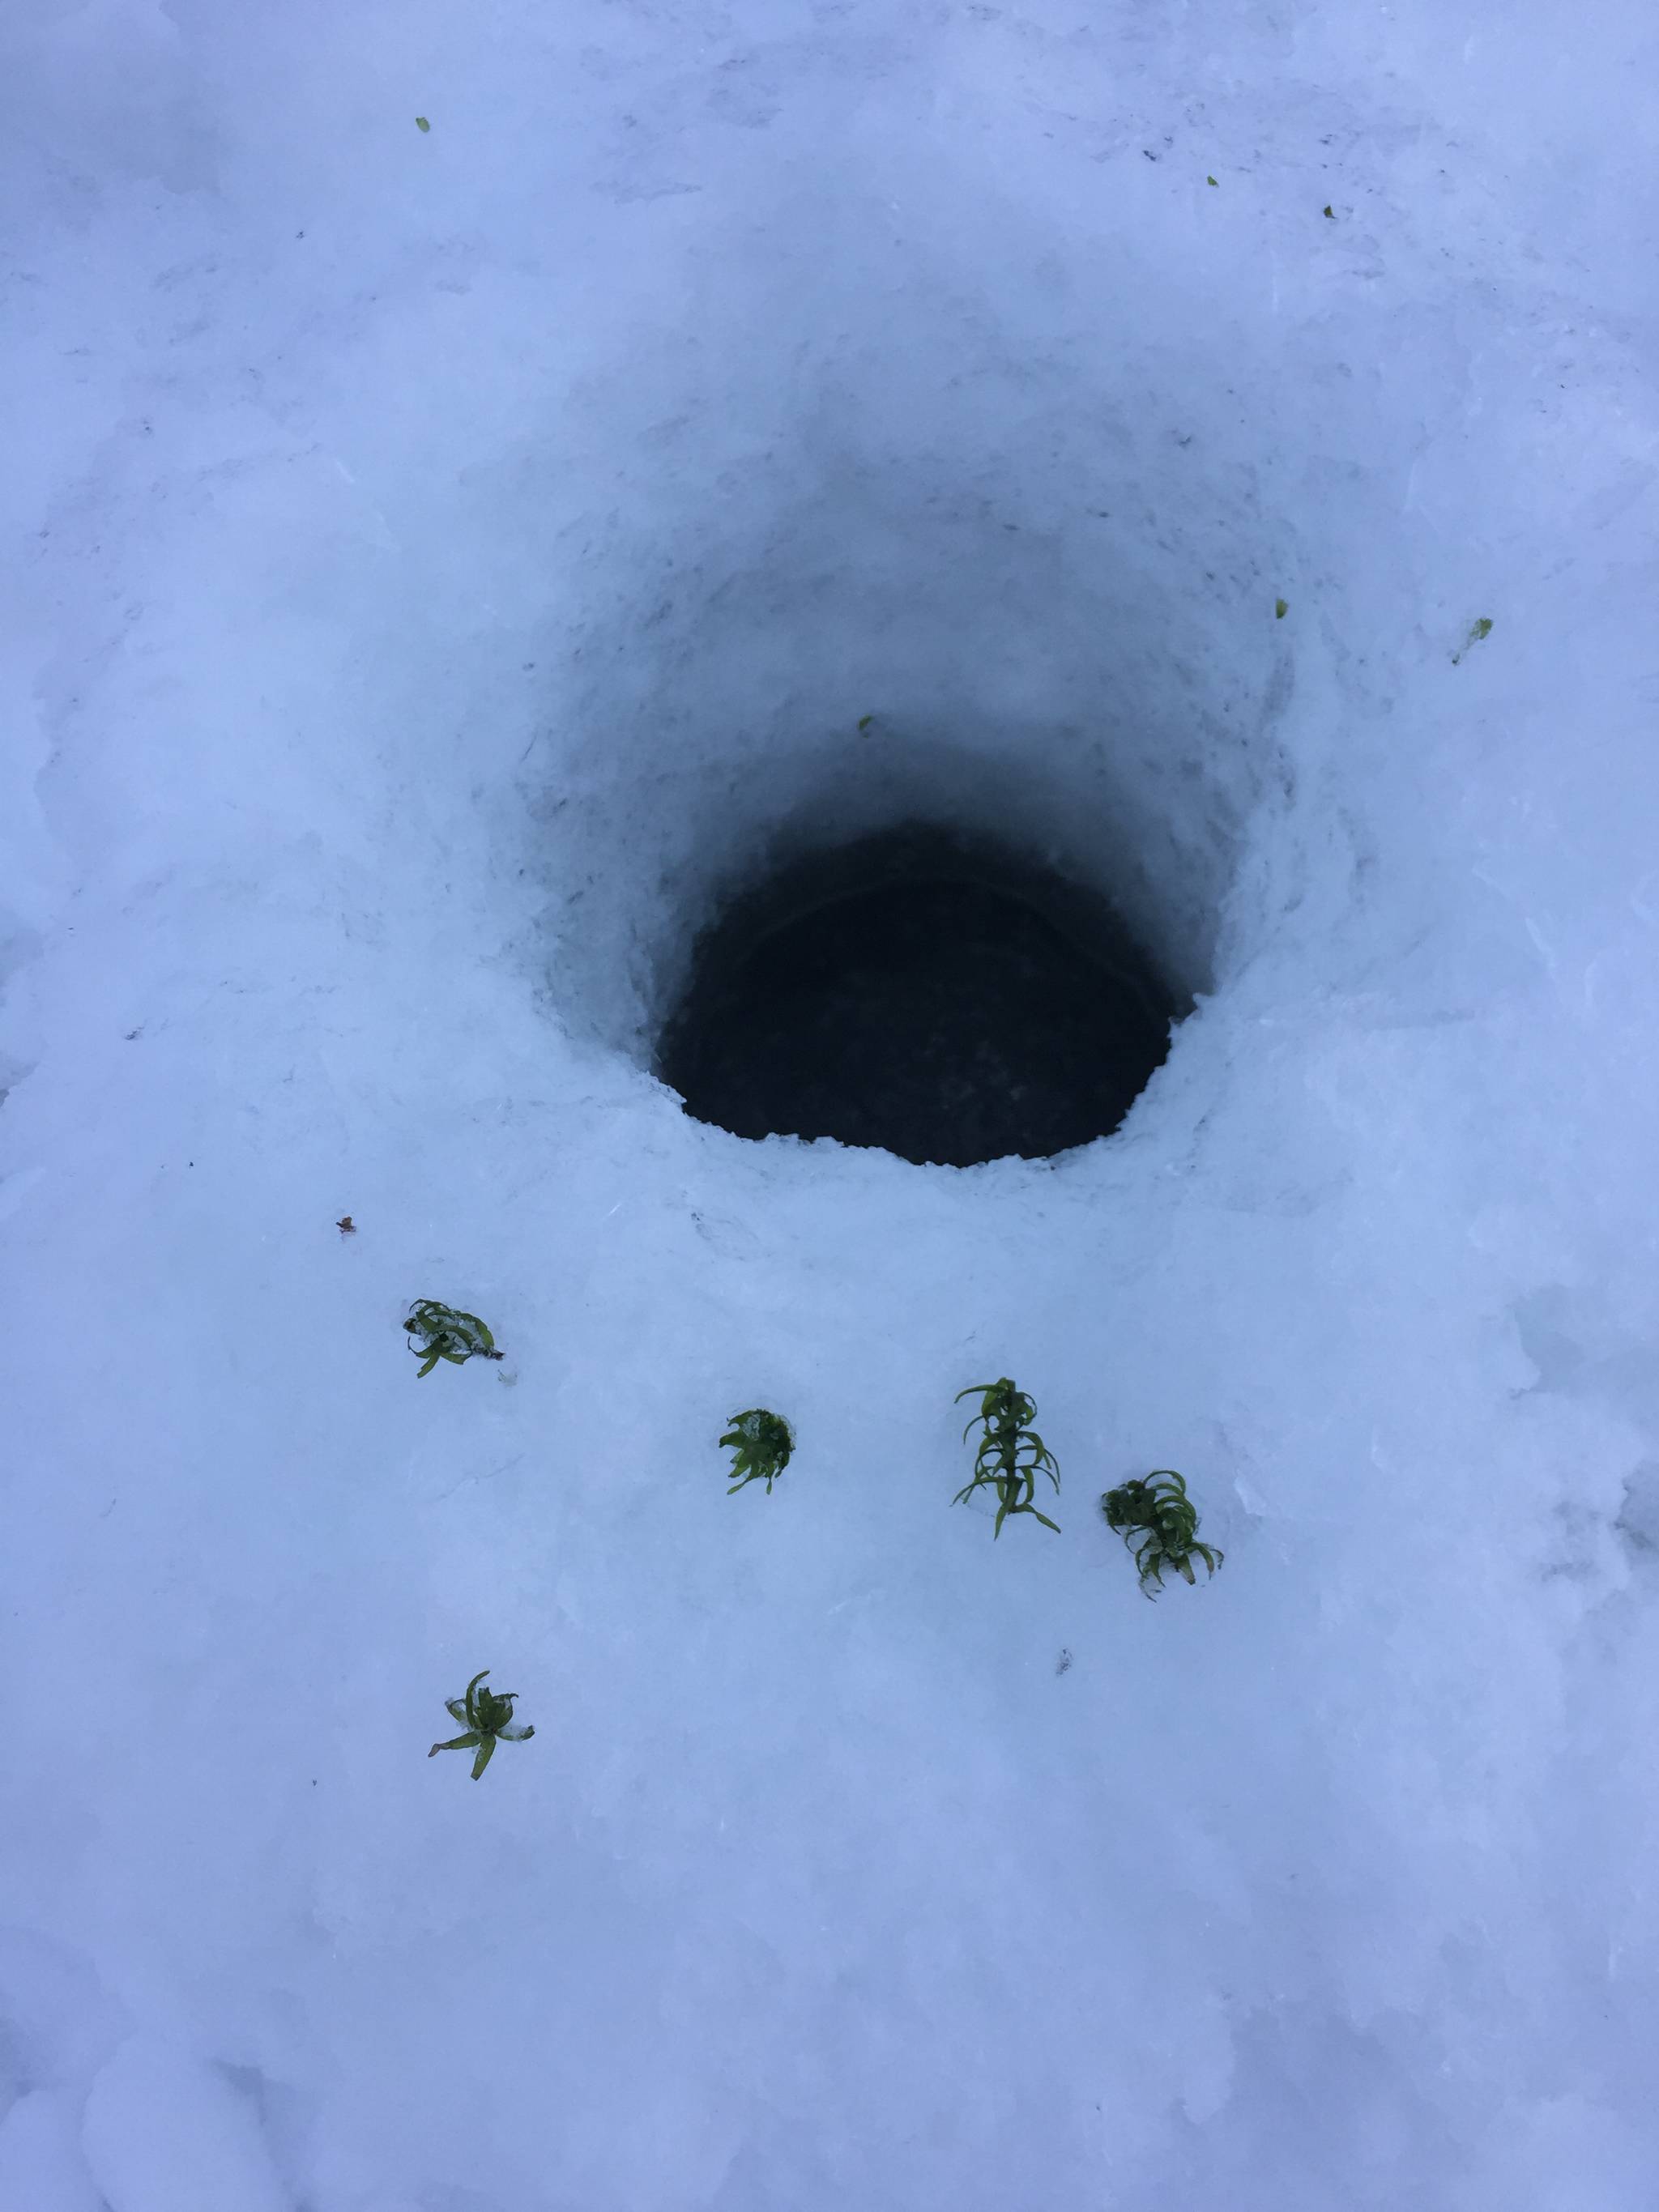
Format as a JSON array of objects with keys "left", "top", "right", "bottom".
[
  {"left": 953, "top": 1378, "right": 1060, "bottom": 1537},
  {"left": 1101, "top": 1470, "right": 1222, "bottom": 1598},
  {"left": 429, "top": 1669, "right": 535, "bottom": 1779},
  {"left": 1452, "top": 616, "right": 1494, "bottom": 663},
  {"left": 403, "top": 1300, "right": 504, "bottom": 1377},
  {"left": 721, "top": 1408, "right": 794, "bottom": 1495}
]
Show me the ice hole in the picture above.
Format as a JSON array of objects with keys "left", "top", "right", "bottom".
[{"left": 655, "top": 821, "right": 1184, "bottom": 1168}]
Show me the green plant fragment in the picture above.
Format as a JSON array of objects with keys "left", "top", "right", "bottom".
[
  {"left": 416, "top": 116, "right": 431, "bottom": 131},
  {"left": 403, "top": 1300, "right": 504, "bottom": 1376},
  {"left": 1101, "top": 1470, "right": 1223, "bottom": 1599},
  {"left": 1275, "top": 598, "right": 1288, "bottom": 619},
  {"left": 721, "top": 1407, "right": 794, "bottom": 1495},
  {"left": 953, "top": 1378, "right": 1061, "bottom": 1538},
  {"left": 428, "top": 1670, "right": 535, "bottom": 1779}
]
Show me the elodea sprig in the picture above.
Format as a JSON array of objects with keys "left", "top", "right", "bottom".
[
  {"left": 403, "top": 1299, "right": 504, "bottom": 1376},
  {"left": 428, "top": 1670, "right": 535, "bottom": 1779},
  {"left": 1101, "top": 1470, "right": 1222, "bottom": 1597},
  {"left": 953, "top": 1378, "right": 1060, "bottom": 1536},
  {"left": 721, "top": 1408, "right": 794, "bottom": 1494}
]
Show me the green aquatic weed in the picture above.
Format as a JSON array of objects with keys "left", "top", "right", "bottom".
[
  {"left": 1102, "top": 1470, "right": 1222, "bottom": 1597},
  {"left": 403, "top": 1299, "right": 504, "bottom": 1376},
  {"left": 1451, "top": 616, "right": 1494, "bottom": 663},
  {"left": 953, "top": 1378, "right": 1060, "bottom": 1536},
  {"left": 722, "top": 1408, "right": 794, "bottom": 1494},
  {"left": 428, "top": 1670, "right": 535, "bottom": 1779}
]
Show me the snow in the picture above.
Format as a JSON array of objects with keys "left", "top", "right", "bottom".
[
  {"left": 81, "top": 2038, "right": 290, "bottom": 2212},
  {"left": 2, "top": 2, "right": 1657, "bottom": 2206}
]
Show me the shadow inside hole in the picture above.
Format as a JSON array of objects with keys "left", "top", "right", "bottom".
[{"left": 656, "top": 825, "right": 1184, "bottom": 1168}]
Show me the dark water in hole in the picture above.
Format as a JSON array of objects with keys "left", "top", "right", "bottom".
[{"left": 658, "top": 833, "right": 1178, "bottom": 1168}]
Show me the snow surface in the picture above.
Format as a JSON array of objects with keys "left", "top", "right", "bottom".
[{"left": 3, "top": 2, "right": 1658, "bottom": 2207}]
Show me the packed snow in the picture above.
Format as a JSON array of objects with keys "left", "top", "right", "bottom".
[{"left": 3, "top": 3, "right": 1657, "bottom": 2207}]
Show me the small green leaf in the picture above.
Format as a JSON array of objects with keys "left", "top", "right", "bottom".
[
  {"left": 857, "top": 714, "right": 873, "bottom": 731},
  {"left": 1323, "top": 204, "right": 1334, "bottom": 219},
  {"left": 1206, "top": 175, "right": 1218, "bottom": 187},
  {"left": 416, "top": 116, "right": 431, "bottom": 132},
  {"left": 1470, "top": 617, "right": 1493, "bottom": 642},
  {"left": 1275, "top": 598, "right": 1289, "bottom": 620}
]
